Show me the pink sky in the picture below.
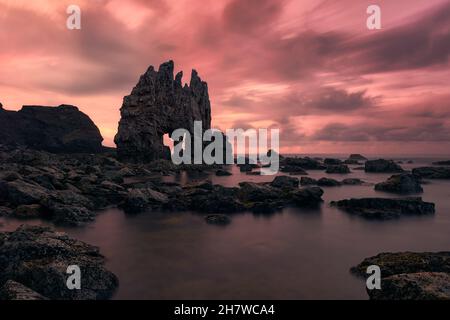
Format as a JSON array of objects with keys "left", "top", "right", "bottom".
[{"left": 1, "top": 0, "right": 450, "bottom": 155}]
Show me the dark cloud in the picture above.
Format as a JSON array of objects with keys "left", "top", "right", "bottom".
[
  {"left": 346, "top": 1, "right": 450, "bottom": 73},
  {"left": 223, "top": 0, "right": 284, "bottom": 35},
  {"left": 312, "top": 121, "right": 450, "bottom": 142}
]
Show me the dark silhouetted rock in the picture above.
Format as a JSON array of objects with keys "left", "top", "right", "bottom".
[
  {"left": 331, "top": 197, "right": 435, "bottom": 219},
  {"left": 281, "top": 157, "right": 325, "bottom": 170},
  {"left": 280, "top": 165, "right": 308, "bottom": 175},
  {"left": 368, "top": 272, "right": 450, "bottom": 300},
  {"left": 289, "top": 187, "right": 324, "bottom": 207},
  {"left": 351, "top": 251, "right": 450, "bottom": 300},
  {"left": 324, "top": 158, "right": 342, "bottom": 165},
  {"left": 348, "top": 154, "right": 367, "bottom": 161},
  {"left": 343, "top": 159, "right": 361, "bottom": 165},
  {"left": 0, "top": 104, "right": 103, "bottom": 153},
  {"left": 0, "top": 280, "right": 48, "bottom": 300},
  {"left": 351, "top": 252, "right": 450, "bottom": 278},
  {"left": 0, "top": 225, "right": 118, "bottom": 300},
  {"left": 300, "top": 177, "right": 317, "bottom": 186},
  {"left": 365, "top": 159, "right": 404, "bottom": 173},
  {"left": 342, "top": 178, "right": 364, "bottom": 185},
  {"left": 239, "top": 164, "right": 254, "bottom": 172},
  {"left": 115, "top": 60, "right": 211, "bottom": 162},
  {"left": 204, "top": 214, "right": 231, "bottom": 225},
  {"left": 270, "top": 176, "right": 299, "bottom": 189},
  {"left": 412, "top": 167, "right": 450, "bottom": 179},
  {"left": 432, "top": 160, "right": 450, "bottom": 166},
  {"left": 326, "top": 164, "right": 350, "bottom": 174},
  {"left": 215, "top": 169, "right": 232, "bottom": 176},
  {"left": 317, "top": 177, "right": 341, "bottom": 187},
  {"left": 375, "top": 173, "right": 423, "bottom": 194}
]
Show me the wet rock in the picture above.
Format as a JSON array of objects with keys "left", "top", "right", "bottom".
[
  {"left": 289, "top": 187, "right": 324, "bottom": 207},
  {"left": 281, "top": 157, "right": 325, "bottom": 170},
  {"left": 186, "top": 184, "right": 245, "bottom": 213},
  {"left": 412, "top": 167, "right": 450, "bottom": 179},
  {"left": 342, "top": 178, "right": 364, "bottom": 185},
  {"left": 365, "top": 159, "right": 404, "bottom": 173},
  {"left": 324, "top": 158, "right": 342, "bottom": 165},
  {"left": 317, "top": 177, "right": 341, "bottom": 187},
  {"left": 14, "top": 204, "right": 42, "bottom": 219},
  {"left": 351, "top": 252, "right": 450, "bottom": 277},
  {"left": 0, "top": 225, "right": 118, "bottom": 300},
  {"left": 215, "top": 169, "right": 232, "bottom": 176},
  {"left": 369, "top": 272, "right": 450, "bottom": 300},
  {"left": 115, "top": 61, "right": 211, "bottom": 162},
  {"left": 40, "top": 190, "right": 96, "bottom": 226},
  {"left": 239, "top": 164, "right": 254, "bottom": 172},
  {"left": 432, "top": 160, "right": 450, "bottom": 166},
  {"left": 300, "top": 177, "right": 317, "bottom": 186},
  {"left": 280, "top": 165, "right": 308, "bottom": 175},
  {"left": 0, "top": 280, "right": 48, "bottom": 300},
  {"left": 238, "top": 182, "right": 280, "bottom": 202},
  {"left": 204, "top": 214, "right": 231, "bottom": 225},
  {"left": 0, "top": 206, "right": 13, "bottom": 217},
  {"left": 331, "top": 197, "right": 435, "bottom": 219},
  {"left": 375, "top": 173, "right": 423, "bottom": 194},
  {"left": 326, "top": 164, "right": 350, "bottom": 174},
  {"left": 0, "top": 180, "right": 48, "bottom": 205},
  {"left": 0, "top": 104, "right": 103, "bottom": 153},
  {"left": 351, "top": 251, "right": 450, "bottom": 300},
  {"left": 343, "top": 159, "right": 361, "bottom": 165},
  {"left": 122, "top": 188, "right": 169, "bottom": 214},
  {"left": 270, "top": 176, "right": 299, "bottom": 189},
  {"left": 348, "top": 154, "right": 367, "bottom": 161}
]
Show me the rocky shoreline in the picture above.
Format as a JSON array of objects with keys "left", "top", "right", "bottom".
[
  {"left": 1, "top": 145, "right": 450, "bottom": 299},
  {"left": 1, "top": 61, "right": 449, "bottom": 300}
]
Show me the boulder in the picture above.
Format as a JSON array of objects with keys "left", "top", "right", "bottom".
[
  {"left": 351, "top": 252, "right": 450, "bottom": 277},
  {"left": 122, "top": 188, "right": 169, "bottom": 214},
  {"left": 0, "top": 104, "right": 103, "bottom": 153},
  {"left": 331, "top": 197, "right": 435, "bottom": 219},
  {"left": 215, "top": 169, "right": 232, "bottom": 176},
  {"left": 368, "top": 272, "right": 450, "bottom": 300},
  {"left": 270, "top": 176, "right": 299, "bottom": 189},
  {"left": 432, "top": 160, "right": 450, "bottom": 166},
  {"left": 280, "top": 165, "right": 308, "bottom": 175},
  {"left": 324, "top": 158, "right": 342, "bottom": 165},
  {"left": 365, "top": 159, "right": 404, "bottom": 173},
  {"left": 281, "top": 157, "right": 325, "bottom": 170},
  {"left": 204, "top": 214, "right": 231, "bottom": 225},
  {"left": 326, "top": 164, "right": 350, "bottom": 174},
  {"left": 317, "top": 177, "right": 341, "bottom": 187},
  {"left": 348, "top": 154, "right": 367, "bottom": 161},
  {"left": 300, "top": 177, "right": 317, "bottom": 186},
  {"left": 375, "top": 173, "right": 423, "bottom": 194},
  {"left": 0, "top": 225, "right": 118, "bottom": 300},
  {"left": 412, "top": 167, "right": 450, "bottom": 179},
  {"left": 14, "top": 204, "right": 42, "bottom": 219},
  {"left": 351, "top": 251, "right": 450, "bottom": 300},
  {"left": 0, "top": 280, "right": 48, "bottom": 300},
  {"left": 342, "top": 178, "right": 364, "bottom": 185},
  {"left": 289, "top": 187, "right": 324, "bottom": 207},
  {"left": 0, "top": 180, "right": 48, "bottom": 205}
]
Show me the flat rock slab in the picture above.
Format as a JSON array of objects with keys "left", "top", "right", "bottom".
[{"left": 331, "top": 197, "right": 435, "bottom": 219}]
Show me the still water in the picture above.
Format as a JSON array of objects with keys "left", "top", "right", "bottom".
[{"left": 1, "top": 157, "right": 450, "bottom": 299}]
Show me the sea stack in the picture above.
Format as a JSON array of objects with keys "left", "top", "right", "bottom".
[{"left": 114, "top": 60, "right": 212, "bottom": 163}]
